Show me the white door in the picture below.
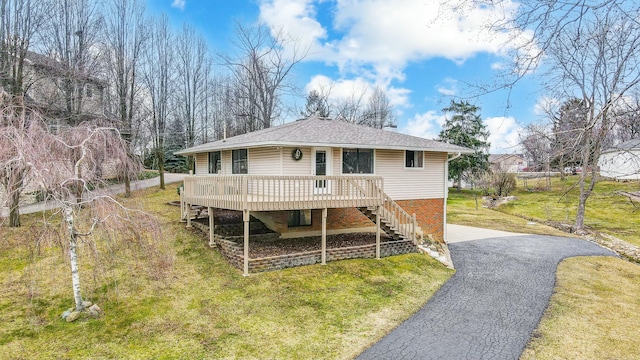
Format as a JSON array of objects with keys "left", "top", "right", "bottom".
[{"left": 313, "top": 147, "right": 332, "bottom": 194}]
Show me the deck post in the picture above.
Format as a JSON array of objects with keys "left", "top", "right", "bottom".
[
  {"left": 208, "top": 207, "right": 215, "bottom": 247},
  {"left": 412, "top": 213, "right": 417, "bottom": 243},
  {"left": 321, "top": 208, "right": 327, "bottom": 265},
  {"left": 186, "top": 203, "right": 192, "bottom": 228},
  {"left": 243, "top": 210, "right": 250, "bottom": 276},
  {"left": 376, "top": 206, "right": 381, "bottom": 259}
]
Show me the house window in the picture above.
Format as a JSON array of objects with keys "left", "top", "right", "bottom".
[
  {"left": 342, "top": 148, "right": 374, "bottom": 174},
  {"left": 405, "top": 150, "right": 424, "bottom": 168},
  {"left": 288, "top": 210, "right": 312, "bottom": 227},
  {"left": 232, "top": 149, "right": 248, "bottom": 174},
  {"left": 86, "top": 84, "right": 93, "bottom": 98},
  {"left": 208, "top": 151, "right": 221, "bottom": 174}
]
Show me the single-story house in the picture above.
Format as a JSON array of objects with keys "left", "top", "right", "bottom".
[
  {"left": 489, "top": 153, "right": 527, "bottom": 173},
  {"left": 176, "top": 116, "right": 472, "bottom": 274},
  {"left": 598, "top": 139, "right": 640, "bottom": 180}
]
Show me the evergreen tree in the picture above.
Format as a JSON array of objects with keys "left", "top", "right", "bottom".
[
  {"left": 438, "top": 100, "right": 490, "bottom": 191},
  {"left": 300, "top": 89, "right": 330, "bottom": 118}
]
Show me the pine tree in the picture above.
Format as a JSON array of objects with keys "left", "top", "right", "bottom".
[{"left": 438, "top": 100, "right": 490, "bottom": 191}]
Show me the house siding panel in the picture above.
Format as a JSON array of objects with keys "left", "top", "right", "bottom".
[
  {"left": 195, "top": 153, "right": 208, "bottom": 175},
  {"left": 375, "top": 149, "right": 446, "bottom": 200},
  {"left": 248, "top": 147, "right": 281, "bottom": 175},
  {"left": 282, "top": 147, "right": 312, "bottom": 175}
]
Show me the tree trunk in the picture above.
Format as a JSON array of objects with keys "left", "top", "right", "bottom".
[
  {"left": 8, "top": 176, "right": 22, "bottom": 227},
  {"left": 456, "top": 172, "right": 462, "bottom": 192},
  {"left": 158, "top": 148, "right": 165, "bottom": 190},
  {"left": 64, "top": 206, "right": 84, "bottom": 312}
]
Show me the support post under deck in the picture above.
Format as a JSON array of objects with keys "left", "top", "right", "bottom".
[
  {"left": 376, "top": 206, "right": 381, "bottom": 260},
  {"left": 243, "top": 210, "right": 250, "bottom": 276},
  {"left": 321, "top": 208, "right": 327, "bottom": 265},
  {"left": 209, "top": 207, "right": 215, "bottom": 247}
]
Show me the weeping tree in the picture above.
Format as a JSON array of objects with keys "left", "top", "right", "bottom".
[{"left": 1, "top": 100, "right": 166, "bottom": 316}]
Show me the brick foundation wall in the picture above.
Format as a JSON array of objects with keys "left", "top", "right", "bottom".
[{"left": 396, "top": 198, "right": 445, "bottom": 243}]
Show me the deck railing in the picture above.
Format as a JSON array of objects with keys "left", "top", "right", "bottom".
[{"left": 182, "top": 175, "right": 385, "bottom": 211}]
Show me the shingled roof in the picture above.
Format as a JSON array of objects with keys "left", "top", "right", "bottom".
[{"left": 176, "top": 116, "right": 473, "bottom": 155}]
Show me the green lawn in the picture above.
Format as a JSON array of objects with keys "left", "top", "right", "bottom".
[
  {"left": 501, "top": 176, "right": 640, "bottom": 246},
  {"left": 0, "top": 184, "right": 452, "bottom": 359},
  {"left": 447, "top": 179, "right": 640, "bottom": 360}
]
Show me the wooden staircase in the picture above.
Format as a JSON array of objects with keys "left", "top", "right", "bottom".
[{"left": 357, "top": 192, "right": 418, "bottom": 242}]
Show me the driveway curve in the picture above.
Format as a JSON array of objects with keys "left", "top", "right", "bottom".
[{"left": 357, "top": 226, "right": 616, "bottom": 360}]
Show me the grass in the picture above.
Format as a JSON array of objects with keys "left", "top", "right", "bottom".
[
  {"left": 521, "top": 256, "right": 640, "bottom": 360},
  {"left": 501, "top": 176, "right": 640, "bottom": 246},
  {"left": 447, "top": 178, "right": 640, "bottom": 360},
  {"left": 0, "top": 183, "right": 452, "bottom": 359},
  {"left": 446, "top": 189, "right": 570, "bottom": 237}
]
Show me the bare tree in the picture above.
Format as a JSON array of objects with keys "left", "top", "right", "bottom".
[
  {"left": 362, "top": 86, "right": 396, "bottom": 129},
  {"left": 520, "top": 123, "right": 551, "bottom": 172},
  {"left": 221, "top": 22, "right": 306, "bottom": 132},
  {"left": 102, "top": 0, "right": 147, "bottom": 197},
  {"left": 1, "top": 99, "right": 166, "bottom": 317},
  {"left": 142, "top": 14, "right": 172, "bottom": 189},
  {"left": 36, "top": 0, "right": 103, "bottom": 126},
  {"left": 467, "top": 0, "right": 640, "bottom": 232},
  {"left": 174, "top": 24, "right": 209, "bottom": 170},
  {"left": 0, "top": 0, "right": 45, "bottom": 227}
]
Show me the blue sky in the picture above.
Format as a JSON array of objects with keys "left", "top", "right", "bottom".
[{"left": 146, "top": 0, "right": 546, "bottom": 153}]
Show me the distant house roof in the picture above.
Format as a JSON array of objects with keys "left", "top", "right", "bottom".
[
  {"left": 489, "top": 153, "right": 524, "bottom": 163},
  {"left": 602, "top": 138, "right": 640, "bottom": 154},
  {"left": 176, "top": 116, "right": 473, "bottom": 155},
  {"left": 25, "top": 51, "right": 107, "bottom": 86}
]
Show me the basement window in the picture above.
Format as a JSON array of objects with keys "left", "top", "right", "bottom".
[{"left": 288, "top": 210, "right": 312, "bottom": 227}]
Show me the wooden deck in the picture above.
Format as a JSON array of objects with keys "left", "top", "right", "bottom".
[
  {"left": 180, "top": 175, "right": 418, "bottom": 276},
  {"left": 181, "top": 175, "right": 385, "bottom": 211}
]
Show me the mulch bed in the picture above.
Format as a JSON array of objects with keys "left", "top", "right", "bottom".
[{"left": 246, "top": 232, "right": 393, "bottom": 258}]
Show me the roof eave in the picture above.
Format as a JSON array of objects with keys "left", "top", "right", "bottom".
[{"left": 175, "top": 141, "right": 473, "bottom": 156}]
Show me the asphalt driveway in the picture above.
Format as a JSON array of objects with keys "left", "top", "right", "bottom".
[{"left": 357, "top": 225, "right": 616, "bottom": 360}]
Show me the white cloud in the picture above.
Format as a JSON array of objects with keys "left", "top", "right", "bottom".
[
  {"left": 533, "top": 96, "right": 560, "bottom": 117},
  {"left": 305, "top": 74, "right": 411, "bottom": 108},
  {"left": 485, "top": 116, "right": 522, "bottom": 153},
  {"left": 400, "top": 112, "right": 522, "bottom": 153},
  {"left": 259, "top": 0, "right": 527, "bottom": 85},
  {"left": 436, "top": 78, "right": 458, "bottom": 96},
  {"left": 400, "top": 111, "right": 447, "bottom": 140},
  {"left": 171, "top": 0, "right": 186, "bottom": 10}
]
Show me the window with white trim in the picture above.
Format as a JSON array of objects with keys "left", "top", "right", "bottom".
[
  {"left": 208, "top": 151, "right": 221, "bottom": 174},
  {"left": 405, "top": 150, "right": 423, "bottom": 168},
  {"left": 232, "top": 149, "right": 248, "bottom": 174},
  {"left": 342, "top": 148, "right": 373, "bottom": 174}
]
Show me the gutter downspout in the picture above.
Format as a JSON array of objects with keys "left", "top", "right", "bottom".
[{"left": 443, "top": 152, "right": 462, "bottom": 243}]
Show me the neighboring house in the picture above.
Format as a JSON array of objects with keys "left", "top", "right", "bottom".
[
  {"left": 1, "top": 51, "right": 117, "bottom": 210},
  {"left": 489, "top": 153, "right": 527, "bottom": 173},
  {"left": 598, "top": 139, "right": 640, "bottom": 180},
  {"left": 23, "top": 51, "right": 113, "bottom": 130},
  {"left": 176, "top": 116, "right": 472, "bottom": 274}
]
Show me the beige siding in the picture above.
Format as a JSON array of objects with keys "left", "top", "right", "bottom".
[
  {"left": 195, "top": 153, "right": 208, "bottom": 175},
  {"left": 282, "top": 146, "right": 312, "bottom": 175},
  {"left": 375, "top": 149, "right": 446, "bottom": 200},
  {"left": 221, "top": 150, "right": 232, "bottom": 175},
  {"left": 248, "top": 147, "right": 282, "bottom": 175}
]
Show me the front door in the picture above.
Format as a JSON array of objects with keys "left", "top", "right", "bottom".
[{"left": 313, "top": 148, "right": 332, "bottom": 194}]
